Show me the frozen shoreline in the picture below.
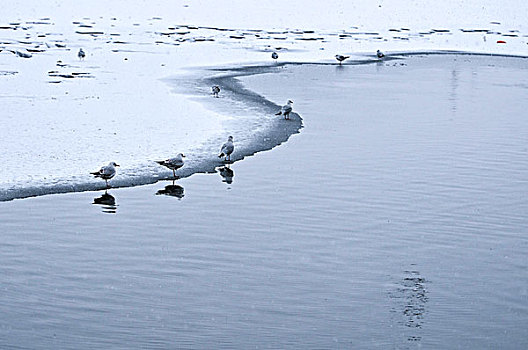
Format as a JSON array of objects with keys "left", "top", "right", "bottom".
[
  {"left": 1, "top": 50, "right": 527, "bottom": 201},
  {"left": 0, "top": 63, "right": 303, "bottom": 201},
  {"left": 1, "top": 6, "right": 527, "bottom": 201},
  {"left": 1, "top": 52, "right": 527, "bottom": 348}
]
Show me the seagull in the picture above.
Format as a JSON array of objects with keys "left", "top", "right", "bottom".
[
  {"left": 335, "top": 54, "right": 349, "bottom": 65},
  {"left": 91, "top": 162, "right": 119, "bottom": 188},
  {"left": 218, "top": 136, "right": 234, "bottom": 161},
  {"left": 155, "top": 153, "right": 185, "bottom": 178},
  {"left": 212, "top": 85, "right": 220, "bottom": 97},
  {"left": 78, "top": 48, "right": 86, "bottom": 60},
  {"left": 275, "top": 100, "right": 293, "bottom": 119},
  {"left": 376, "top": 50, "right": 385, "bottom": 59},
  {"left": 271, "top": 51, "right": 278, "bottom": 60}
]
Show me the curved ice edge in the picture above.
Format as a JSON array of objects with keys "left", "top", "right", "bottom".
[
  {"left": 2, "top": 50, "right": 526, "bottom": 202},
  {"left": 0, "top": 64, "right": 304, "bottom": 202}
]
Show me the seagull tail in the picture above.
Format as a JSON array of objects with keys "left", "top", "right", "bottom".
[
  {"left": 218, "top": 153, "right": 225, "bottom": 158},
  {"left": 275, "top": 111, "right": 282, "bottom": 115},
  {"left": 155, "top": 160, "right": 165, "bottom": 165},
  {"left": 90, "top": 171, "right": 101, "bottom": 177}
]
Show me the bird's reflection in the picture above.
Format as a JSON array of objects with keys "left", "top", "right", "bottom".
[
  {"left": 218, "top": 165, "right": 234, "bottom": 184},
  {"left": 92, "top": 191, "right": 117, "bottom": 214},
  {"left": 375, "top": 59, "right": 385, "bottom": 72},
  {"left": 335, "top": 64, "right": 346, "bottom": 73},
  {"left": 156, "top": 181, "right": 185, "bottom": 199}
]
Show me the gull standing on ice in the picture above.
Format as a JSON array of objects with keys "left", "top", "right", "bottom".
[
  {"left": 335, "top": 54, "right": 349, "bottom": 65},
  {"left": 376, "top": 50, "right": 385, "bottom": 59},
  {"left": 271, "top": 52, "right": 278, "bottom": 60},
  {"left": 78, "top": 48, "right": 86, "bottom": 60},
  {"left": 212, "top": 85, "right": 220, "bottom": 98},
  {"left": 275, "top": 100, "right": 293, "bottom": 120},
  {"left": 218, "top": 136, "right": 234, "bottom": 161},
  {"left": 156, "top": 153, "right": 185, "bottom": 178},
  {"left": 91, "top": 161, "right": 119, "bottom": 188}
]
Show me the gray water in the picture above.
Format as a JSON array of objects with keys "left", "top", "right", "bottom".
[{"left": 1, "top": 54, "right": 527, "bottom": 349}]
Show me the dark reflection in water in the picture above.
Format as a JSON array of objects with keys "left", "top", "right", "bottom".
[
  {"left": 389, "top": 268, "right": 429, "bottom": 343},
  {"left": 92, "top": 191, "right": 117, "bottom": 214},
  {"left": 218, "top": 165, "right": 234, "bottom": 184},
  {"left": 450, "top": 67, "right": 459, "bottom": 114},
  {"left": 335, "top": 64, "right": 346, "bottom": 73},
  {"left": 156, "top": 182, "right": 185, "bottom": 199}
]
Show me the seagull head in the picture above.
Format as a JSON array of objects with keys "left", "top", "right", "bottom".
[
  {"left": 228, "top": 136, "right": 233, "bottom": 141},
  {"left": 287, "top": 100, "right": 293, "bottom": 104},
  {"left": 178, "top": 153, "right": 186, "bottom": 158},
  {"left": 110, "top": 162, "right": 120, "bottom": 167}
]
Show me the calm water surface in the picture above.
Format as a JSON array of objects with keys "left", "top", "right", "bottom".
[{"left": 1, "top": 55, "right": 527, "bottom": 349}]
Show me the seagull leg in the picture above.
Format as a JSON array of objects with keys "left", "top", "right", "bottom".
[{"left": 173, "top": 169, "right": 176, "bottom": 178}]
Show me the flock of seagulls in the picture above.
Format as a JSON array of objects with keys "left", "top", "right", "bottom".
[
  {"left": 91, "top": 49, "right": 386, "bottom": 188},
  {"left": 336, "top": 50, "right": 385, "bottom": 64},
  {"left": 90, "top": 97, "right": 293, "bottom": 188}
]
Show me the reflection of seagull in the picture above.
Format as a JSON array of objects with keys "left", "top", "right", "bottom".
[
  {"left": 275, "top": 100, "right": 293, "bottom": 119},
  {"left": 156, "top": 184, "right": 185, "bottom": 199},
  {"left": 91, "top": 162, "right": 119, "bottom": 188},
  {"left": 218, "top": 166, "right": 234, "bottom": 184},
  {"left": 155, "top": 153, "right": 185, "bottom": 178},
  {"left": 212, "top": 85, "right": 220, "bottom": 97},
  {"left": 335, "top": 54, "right": 349, "bottom": 65},
  {"left": 78, "top": 48, "right": 85, "bottom": 60},
  {"left": 271, "top": 52, "right": 278, "bottom": 60},
  {"left": 93, "top": 191, "right": 117, "bottom": 213},
  {"left": 218, "top": 136, "right": 234, "bottom": 161},
  {"left": 93, "top": 192, "right": 115, "bottom": 206},
  {"left": 376, "top": 50, "right": 385, "bottom": 59}
]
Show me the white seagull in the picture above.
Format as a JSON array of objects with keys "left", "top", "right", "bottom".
[
  {"left": 376, "top": 50, "right": 385, "bottom": 59},
  {"left": 91, "top": 161, "right": 119, "bottom": 188},
  {"left": 156, "top": 153, "right": 185, "bottom": 178},
  {"left": 78, "top": 48, "right": 86, "bottom": 60},
  {"left": 275, "top": 100, "right": 293, "bottom": 119},
  {"left": 335, "top": 54, "right": 349, "bottom": 65},
  {"left": 212, "top": 85, "right": 220, "bottom": 97},
  {"left": 218, "top": 136, "right": 234, "bottom": 161}
]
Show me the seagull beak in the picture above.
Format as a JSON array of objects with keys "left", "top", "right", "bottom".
[
  {"left": 182, "top": 154, "right": 186, "bottom": 157},
  {"left": 116, "top": 164, "right": 120, "bottom": 167}
]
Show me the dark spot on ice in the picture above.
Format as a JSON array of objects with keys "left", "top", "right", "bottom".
[
  {"left": 296, "top": 37, "right": 323, "bottom": 41},
  {"left": 75, "top": 31, "right": 104, "bottom": 35},
  {"left": 460, "top": 28, "right": 489, "bottom": 33},
  {"left": 0, "top": 71, "right": 17, "bottom": 76}
]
